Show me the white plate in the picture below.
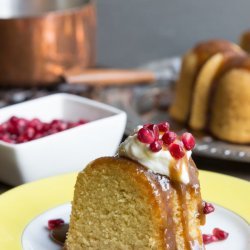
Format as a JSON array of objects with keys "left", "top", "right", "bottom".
[{"left": 22, "top": 202, "right": 249, "bottom": 250}]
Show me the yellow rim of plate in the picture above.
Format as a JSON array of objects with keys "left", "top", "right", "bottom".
[{"left": 0, "top": 170, "right": 249, "bottom": 249}]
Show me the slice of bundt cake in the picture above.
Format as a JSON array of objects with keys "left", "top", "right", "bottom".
[
  {"left": 65, "top": 123, "right": 206, "bottom": 250},
  {"left": 170, "top": 40, "right": 242, "bottom": 124}
]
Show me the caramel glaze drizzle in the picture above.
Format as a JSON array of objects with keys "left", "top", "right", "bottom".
[
  {"left": 205, "top": 52, "right": 250, "bottom": 130},
  {"left": 186, "top": 40, "right": 244, "bottom": 125},
  {"left": 145, "top": 171, "right": 177, "bottom": 250},
  {"left": 145, "top": 156, "right": 205, "bottom": 250},
  {"left": 170, "top": 156, "right": 205, "bottom": 250}
]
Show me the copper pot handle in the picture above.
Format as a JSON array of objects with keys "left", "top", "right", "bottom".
[{"left": 63, "top": 68, "right": 156, "bottom": 86}]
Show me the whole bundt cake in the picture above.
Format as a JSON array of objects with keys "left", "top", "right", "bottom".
[
  {"left": 170, "top": 39, "right": 250, "bottom": 143},
  {"left": 65, "top": 123, "right": 206, "bottom": 250}
]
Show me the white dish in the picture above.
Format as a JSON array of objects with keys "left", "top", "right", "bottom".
[
  {"left": 0, "top": 93, "right": 126, "bottom": 185},
  {"left": 22, "top": 202, "right": 250, "bottom": 250}
]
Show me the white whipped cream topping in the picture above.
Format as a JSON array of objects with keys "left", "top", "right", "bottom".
[{"left": 118, "top": 128, "right": 192, "bottom": 184}]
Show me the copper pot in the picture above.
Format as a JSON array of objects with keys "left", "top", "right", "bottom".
[{"left": 0, "top": 0, "right": 96, "bottom": 87}]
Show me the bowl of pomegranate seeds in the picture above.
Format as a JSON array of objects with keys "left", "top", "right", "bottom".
[
  {"left": 0, "top": 117, "right": 88, "bottom": 144},
  {"left": 0, "top": 94, "right": 126, "bottom": 185}
]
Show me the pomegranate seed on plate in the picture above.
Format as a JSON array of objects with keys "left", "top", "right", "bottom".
[
  {"left": 203, "top": 228, "right": 229, "bottom": 245},
  {"left": 137, "top": 128, "right": 155, "bottom": 144},
  {"left": 202, "top": 234, "right": 218, "bottom": 245},
  {"left": 181, "top": 132, "right": 196, "bottom": 150},
  {"left": 169, "top": 143, "right": 185, "bottom": 159},
  {"left": 48, "top": 219, "right": 65, "bottom": 230},
  {"left": 162, "top": 131, "right": 177, "bottom": 145},
  {"left": 212, "top": 228, "right": 229, "bottom": 240},
  {"left": 203, "top": 201, "right": 215, "bottom": 214}
]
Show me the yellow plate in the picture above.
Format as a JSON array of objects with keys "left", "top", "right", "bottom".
[{"left": 0, "top": 170, "right": 249, "bottom": 249}]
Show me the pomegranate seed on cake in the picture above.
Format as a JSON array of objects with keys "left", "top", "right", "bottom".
[
  {"left": 137, "top": 127, "right": 155, "bottom": 144},
  {"left": 162, "top": 131, "right": 177, "bottom": 145}
]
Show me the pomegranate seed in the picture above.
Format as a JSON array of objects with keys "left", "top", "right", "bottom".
[
  {"left": 0, "top": 117, "right": 88, "bottom": 144},
  {"left": 42, "top": 123, "right": 50, "bottom": 131},
  {"left": 162, "top": 131, "right": 177, "bottom": 145},
  {"left": 57, "top": 122, "right": 68, "bottom": 131},
  {"left": 137, "top": 128, "right": 155, "bottom": 144},
  {"left": 15, "top": 119, "right": 27, "bottom": 134},
  {"left": 10, "top": 134, "right": 18, "bottom": 141},
  {"left": 169, "top": 143, "right": 185, "bottom": 159},
  {"left": 51, "top": 119, "right": 61, "bottom": 125},
  {"left": 7, "top": 124, "right": 19, "bottom": 135},
  {"left": 34, "top": 133, "right": 43, "bottom": 139},
  {"left": 48, "top": 129, "right": 59, "bottom": 135},
  {"left": 202, "top": 234, "right": 218, "bottom": 245},
  {"left": 181, "top": 132, "right": 196, "bottom": 150},
  {"left": 212, "top": 228, "right": 229, "bottom": 240},
  {"left": 48, "top": 219, "right": 64, "bottom": 230},
  {"left": 203, "top": 202, "right": 215, "bottom": 214},
  {"left": 77, "top": 119, "right": 87, "bottom": 125},
  {"left": 24, "top": 127, "right": 36, "bottom": 139},
  {"left": 68, "top": 122, "right": 79, "bottom": 128},
  {"left": 147, "top": 124, "right": 159, "bottom": 140},
  {"left": 9, "top": 116, "right": 19, "bottom": 125},
  {"left": 17, "top": 118, "right": 28, "bottom": 127},
  {"left": 0, "top": 124, "right": 7, "bottom": 133},
  {"left": 0, "top": 134, "right": 13, "bottom": 143},
  {"left": 143, "top": 123, "right": 153, "bottom": 129},
  {"left": 29, "top": 118, "right": 43, "bottom": 132},
  {"left": 17, "top": 135, "right": 29, "bottom": 143},
  {"left": 157, "top": 122, "right": 170, "bottom": 132},
  {"left": 150, "top": 140, "right": 163, "bottom": 152}
]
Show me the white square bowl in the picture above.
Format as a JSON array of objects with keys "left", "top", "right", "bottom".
[{"left": 0, "top": 93, "right": 127, "bottom": 186}]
